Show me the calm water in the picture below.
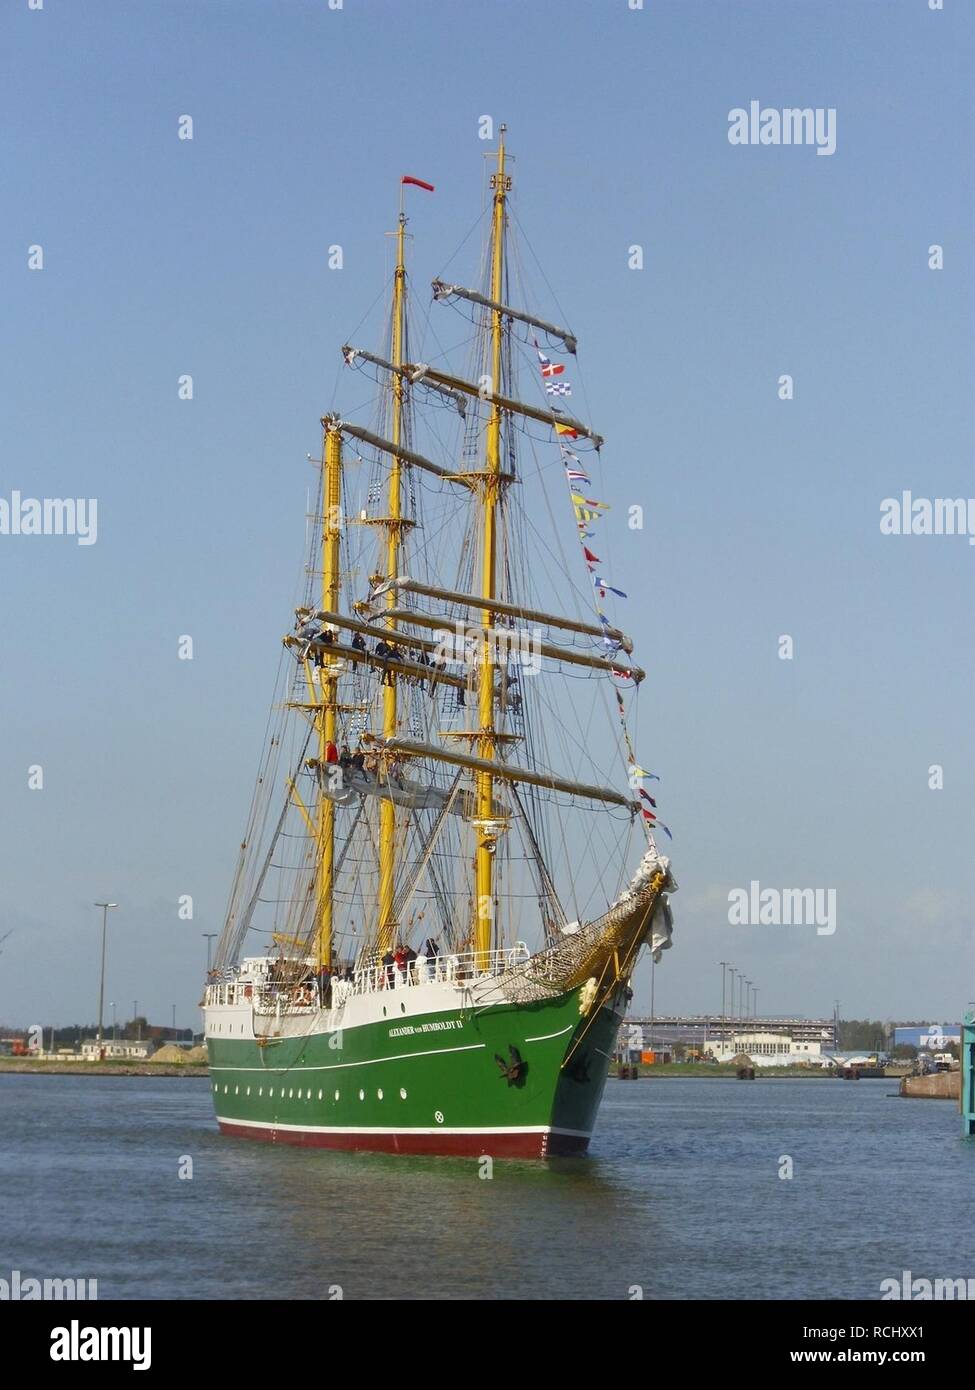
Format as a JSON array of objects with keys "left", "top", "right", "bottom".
[{"left": 2, "top": 1074, "right": 972, "bottom": 1300}]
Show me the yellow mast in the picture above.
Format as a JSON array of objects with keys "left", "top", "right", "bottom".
[
  {"left": 377, "top": 199, "right": 408, "bottom": 955},
  {"left": 316, "top": 422, "right": 342, "bottom": 968},
  {"left": 474, "top": 125, "right": 509, "bottom": 966}
]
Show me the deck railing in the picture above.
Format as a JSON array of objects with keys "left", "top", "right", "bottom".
[
  {"left": 348, "top": 944, "right": 530, "bottom": 997},
  {"left": 204, "top": 944, "right": 530, "bottom": 1012}
]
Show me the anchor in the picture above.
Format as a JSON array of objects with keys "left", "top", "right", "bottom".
[{"left": 494, "top": 1044, "right": 527, "bottom": 1087}]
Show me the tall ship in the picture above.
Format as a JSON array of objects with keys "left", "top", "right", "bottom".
[{"left": 204, "top": 129, "right": 677, "bottom": 1158}]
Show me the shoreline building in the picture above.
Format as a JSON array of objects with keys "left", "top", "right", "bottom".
[
  {"left": 625, "top": 1015, "right": 836, "bottom": 1065},
  {"left": 893, "top": 1023, "right": 962, "bottom": 1052},
  {"left": 80, "top": 1039, "right": 156, "bottom": 1061},
  {"left": 704, "top": 1031, "right": 828, "bottom": 1067}
]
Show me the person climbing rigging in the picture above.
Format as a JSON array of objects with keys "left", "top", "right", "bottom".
[
  {"left": 374, "top": 640, "right": 395, "bottom": 686},
  {"left": 428, "top": 651, "right": 445, "bottom": 699}
]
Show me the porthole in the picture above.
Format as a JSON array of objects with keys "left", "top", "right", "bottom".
[
  {"left": 318, "top": 1089, "right": 323, "bottom": 1100},
  {"left": 400, "top": 1087, "right": 407, "bottom": 1100},
  {"left": 434, "top": 1110, "right": 444, "bottom": 1124},
  {"left": 334, "top": 1089, "right": 340, "bottom": 1101},
  {"left": 400, "top": 1003, "right": 406, "bottom": 1014},
  {"left": 289, "top": 1088, "right": 294, "bottom": 1099},
  {"left": 377, "top": 1088, "right": 384, "bottom": 1100},
  {"left": 234, "top": 1085, "right": 239, "bottom": 1095},
  {"left": 269, "top": 1087, "right": 274, "bottom": 1097},
  {"left": 296, "top": 1088, "right": 302, "bottom": 1099},
  {"left": 223, "top": 1084, "right": 228, "bottom": 1094},
  {"left": 246, "top": 1086, "right": 250, "bottom": 1097},
  {"left": 358, "top": 1088, "right": 365, "bottom": 1101},
  {"left": 259, "top": 1087, "right": 263, "bottom": 1097}
]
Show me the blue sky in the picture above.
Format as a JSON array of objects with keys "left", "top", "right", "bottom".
[{"left": 1, "top": 0, "right": 972, "bottom": 1032}]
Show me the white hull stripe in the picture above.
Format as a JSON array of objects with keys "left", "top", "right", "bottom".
[
  {"left": 208, "top": 1041, "right": 485, "bottom": 1073},
  {"left": 216, "top": 1116, "right": 591, "bottom": 1139},
  {"left": 523, "top": 1023, "right": 575, "bottom": 1043}
]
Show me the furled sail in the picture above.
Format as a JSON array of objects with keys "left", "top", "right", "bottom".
[{"left": 309, "top": 762, "right": 507, "bottom": 818}]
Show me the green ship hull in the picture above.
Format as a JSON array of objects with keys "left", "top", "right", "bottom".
[{"left": 207, "top": 984, "right": 625, "bottom": 1158}]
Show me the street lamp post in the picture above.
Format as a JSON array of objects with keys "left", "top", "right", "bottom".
[
  {"left": 109, "top": 1002, "right": 117, "bottom": 1042},
  {"left": 94, "top": 902, "right": 118, "bottom": 1046},
  {"left": 719, "top": 961, "right": 728, "bottom": 1045},
  {"left": 728, "top": 967, "right": 737, "bottom": 1054}
]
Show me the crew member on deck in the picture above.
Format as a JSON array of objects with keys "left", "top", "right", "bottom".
[{"left": 317, "top": 962, "right": 331, "bottom": 1003}]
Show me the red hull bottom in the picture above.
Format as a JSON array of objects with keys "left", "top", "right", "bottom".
[{"left": 218, "top": 1120, "right": 590, "bottom": 1159}]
